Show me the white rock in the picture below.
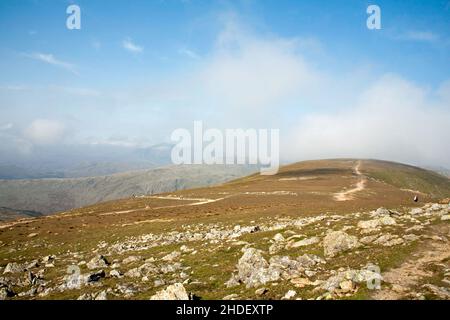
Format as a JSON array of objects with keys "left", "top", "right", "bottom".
[
  {"left": 323, "top": 231, "right": 360, "bottom": 257},
  {"left": 282, "top": 290, "right": 297, "bottom": 300},
  {"left": 289, "top": 237, "right": 320, "bottom": 248},
  {"left": 149, "top": 283, "right": 189, "bottom": 300},
  {"left": 273, "top": 233, "right": 285, "bottom": 242}
]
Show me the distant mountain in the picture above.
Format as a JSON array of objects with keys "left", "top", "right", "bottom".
[
  {"left": 425, "top": 166, "right": 450, "bottom": 178},
  {"left": 0, "top": 143, "right": 174, "bottom": 179},
  {"left": 0, "top": 164, "right": 256, "bottom": 216}
]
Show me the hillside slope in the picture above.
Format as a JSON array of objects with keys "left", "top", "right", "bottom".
[{"left": 0, "top": 159, "right": 449, "bottom": 301}]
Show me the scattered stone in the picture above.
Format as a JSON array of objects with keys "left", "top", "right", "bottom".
[
  {"left": 422, "top": 284, "right": 450, "bottom": 299},
  {"left": 291, "top": 277, "right": 314, "bottom": 288},
  {"left": 289, "top": 236, "right": 320, "bottom": 248},
  {"left": 269, "top": 242, "right": 284, "bottom": 255},
  {"left": 296, "top": 254, "right": 326, "bottom": 268},
  {"left": 223, "top": 293, "right": 239, "bottom": 300},
  {"left": 115, "top": 284, "right": 137, "bottom": 298},
  {"left": 122, "top": 256, "right": 141, "bottom": 264},
  {"left": 373, "top": 234, "right": 404, "bottom": 247},
  {"left": 339, "top": 280, "right": 355, "bottom": 293},
  {"left": 125, "top": 262, "right": 157, "bottom": 278},
  {"left": 358, "top": 216, "right": 396, "bottom": 229},
  {"left": 78, "top": 290, "right": 108, "bottom": 300},
  {"left": 95, "top": 290, "right": 108, "bottom": 300},
  {"left": 42, "top": 255, "right": 55, "bottom": 263},
  {"left": 323, "top": 231, "right": 360, "bottom": 257},
  {"left": 273, "top": 233, "right": 285, "bottom": 242},
  {"left": 373, "top": 208, "right": 391, "bottom": 216},
  {"left": 87, "top": 255, "right": 110, "bottom": 270},
  {"left": 3, "top": 262, "right": 24, "bottom": 274},
  {"left": 255, "top": 287, "right": 269, "bottom": 296},
  {"left": 229, "top": 248, "right": 280, "bottom": 288},
  {"left": 321, "top": 268, "right": 382, "bottom": 293},
  {"left": 162, "top": 251, "right": 181, "bottom": 262},
  {"left": 403, "top": 234, "right": 420, "bottom": 242},
  {"left": 282, "top": 290, "right": 296, "bottom": 300},
  {"left": 26, "top": 260, "right": 39, "bottom": 269},
  {"left": 27, "top": 233, "right": 38, "bottom": 238},
  {"left": 441, "top": 215, "right": 450, "bottom": 221},
  {"left": 180, "top": 245, "right": 191, "bottom": 253},
  {"left": 410, "top": 208, "right": 423, "bottom": 215},
  {"left": 109, "top": 270, "right": 122, "bottom": 278},
  {"left": 154, "top": 279, "right": 165, "bottom": 287},
  {"left": 360, "top": 235, "right": 379, "bottom": 244},
  {"left": 150, "top": 283, "right": 190, "bottom": 300}
]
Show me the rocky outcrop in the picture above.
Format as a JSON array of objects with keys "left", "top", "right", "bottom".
[{"left": 323, "top": 231, "right": 360, "bottom": 257}]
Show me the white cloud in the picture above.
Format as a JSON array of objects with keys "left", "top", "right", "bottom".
[
  {"left": 168, "top": 16, "right": 450, "bottom": 167},
  {"left": 402, "top": 31, "right": 439, "bottom": 42},
  {"left": 0, "top": 123, "right": 13, "bottom": 131},
  {"left": 284, "top": 74, "right": 450, "bottom": 167},
  {"left": 183, "top": 18, "right": 322, "bottom": 126},
  {"left": 24, "top": 52, "right": 78, "bottom": 75},
  {"left": 178, "top": 48, "right": 200, "bottom": 60},
  {"left": 24, "top": 119, "right": 67, "bottom": 145},
  {"left": 122, "top": 38, "right": 143, "bottom": 53}
]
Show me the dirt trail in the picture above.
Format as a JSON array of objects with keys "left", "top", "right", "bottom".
[
  {"left": 334, "top": 161, "right": 367, "bottom": 201},
  {"left": 372, "top": 237, "right": 450, "bottom": 300},
  {"left": 99, "top": 195, "right": 229, "bottom": 216}
]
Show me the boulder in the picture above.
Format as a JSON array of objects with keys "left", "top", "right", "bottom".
[
  {"left": 87, "top": 255, "right": 110, "bottom": 270},
  {"left": 410, "top": 208, "right": 423, "bottom": 215},
  {"left": 150, "top": 283, "right": 190, "bottom": 300},
  {"left": 357, "top": 216, "right": 396, "bottom": 229},
  {"left": 122, "top": 256, "right": 141, "bottom": 264},
  {"left": 323, "top": 231, "right": 360, "bottom": 257},
  {"left": 272, "top": 233, "right": 285, "bottom": 242},
  {"left": 282, "top": 290, "right": 296, "bottom": 300},
  {"left": 289, "top": 236, "right": 320, "bottom": 248},
  {"left": 3, "top": 262, "right": 25, "bottom": 274},
  {"left": 323, "top": 231, "right": 361, "bottom": 257},
  {"left": 162, "top": 251, "right": 180, "bottom": 262},
  {"left": 229, "top": 248, "right": 281, "bottom": 288}
]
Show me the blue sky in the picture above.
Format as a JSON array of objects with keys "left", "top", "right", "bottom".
[{"left": 0, "top": 0, "right": 449, "bottom": 166}]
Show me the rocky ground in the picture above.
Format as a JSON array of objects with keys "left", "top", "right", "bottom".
[{"left": 1, "top": 201, "right": 449, "bottom": 300}]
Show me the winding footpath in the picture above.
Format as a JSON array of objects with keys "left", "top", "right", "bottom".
[{"left": 334, "top": 161, "right": 367, "bottom": 201}]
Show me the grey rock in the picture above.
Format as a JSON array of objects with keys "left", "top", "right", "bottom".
[
  {"left": 150, "top": 283, "right": 190, "bottom": 300},
  {"left": 87, "top": 255, "right": 110, "bottom": 270},
  {"left": 323, "top": 231, "right": 360, "bottom": 257}
]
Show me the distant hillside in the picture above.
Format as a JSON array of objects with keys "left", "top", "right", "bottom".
[
  {"left": 362, "top": 159, "right": 450, "bottom": 198},
  {"left": 0, "top": 143, "right": 174, "bottom": 179},
  {"left": 425, "top": 166, "right": 450, "bottom": 179},
  {"left": 0, "top": 165, "right": 256, "bottom": 216},
  {"left": 0, "top": 207, "right": 42, "bottom": 222}
]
